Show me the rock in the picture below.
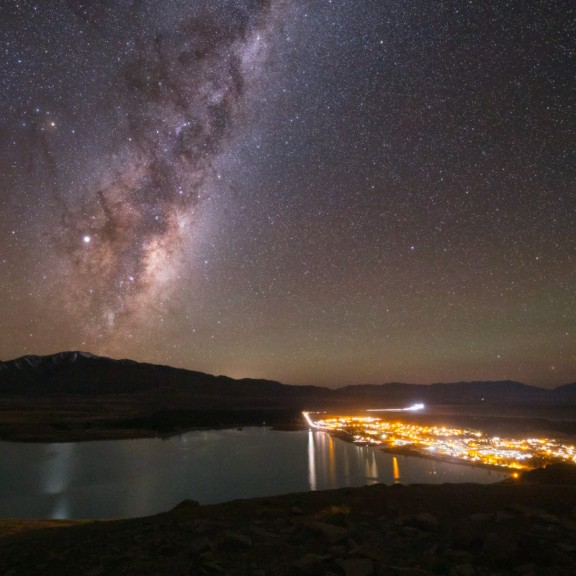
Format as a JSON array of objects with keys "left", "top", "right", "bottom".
[
  {"left": 451, "top": 564, "right": 475, "bottom": 576},
  {"left": 353, "top": 543, "right": 388, "bottom": 563},
  {"left": 293, "top": 553, "right": 330, "bottom": 574},
  {"left": 309, "top": 521, "right": 349, "bottom": 544},
  {"left": 400, "top": 526, "right": 425, "bottom": 538},
  {"left": 157, "top": 542, "right": 179, "bottom": 556},
  {"left": 272, "top": 517, "right": 296, "bottom": 533},
  {"left": 189, "top": 519, "right": 225, "bottom": 534},
  {"left": 387, "top": 568, "right": 431, "bottom": 575},
  {"left": 328, "top": 544, "right": 347, "bottom": 558},
  {"left": 221, "top": 531, "right": 253, "bottom": 549},
  {"left": 444, "top": 550, "right": 474, "bottom": 565},
  {"left": 398, "top": 513, "right": 438, "bottom": 532},
  {"left": 556, "top": 542, "right": 576, "bottom": 553},
  {"left": 250, "top": 525, "right": 280, "bottom": 540},
  {"left": 549, "top": 548, "right": 576, "bottom": 567},
  {"left": 532, "top": 512, "right": 559, "bottom": 524},
  {"left": 560, "top": 519, "right": 576, "bottom": 532},
  {"left": 202, "top": 560, "right": 226, "bottom": 573},
  {"left": 507, "top": 503, "right": 538, "bottom": 516},
  {"left": 337, "top": 558, "right": 374, "bottom": 576},
  {"left": 494, "top": 510, "right": 515, "bottom": 523},
  {"left": 451, "top": 525, "right": 484, "bottom": 554},
  {"left": 482, "top": 531, "right": 518, "bottom": 564},
  {"left": 187, "top": 537, "right": 215, "bottom": 555},
  {"left": 470, "top": 513, "right": 491, "bottom": 523}
]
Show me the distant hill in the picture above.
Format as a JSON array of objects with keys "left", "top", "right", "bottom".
[
  {"left": 551, "top": 382, "right": 576, "bottom": 398},
  {"left": 334, "top": 380, "right": 551, "bottom": 405},
  {"left": 1, "top": 351, "right": 575, "bottom": 407}
]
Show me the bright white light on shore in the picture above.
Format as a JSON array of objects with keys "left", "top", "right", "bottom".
[
  {"left": 83, "top": 235, "right": 91, "bottom": 244},
  {"left": 407, "top": 403, "right": 425, "bottom": 411},
  {"left": 302, "top": 411, "right": 319, "bottom": 429},
  {"left": 367, "top": 403, "right": 425, "bottom": 413}
]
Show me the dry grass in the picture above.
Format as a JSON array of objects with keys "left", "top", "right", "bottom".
[{"left": 0, "top": 519, "right": 89, "bottom": 539}]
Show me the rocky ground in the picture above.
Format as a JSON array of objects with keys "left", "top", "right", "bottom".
[{"left": 1, "top": 469, "right": 576, "bottom": 576}]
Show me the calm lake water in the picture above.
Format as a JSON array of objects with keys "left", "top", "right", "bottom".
[{"left": 0, "top": 428, "right": 508, "bottom": 519}]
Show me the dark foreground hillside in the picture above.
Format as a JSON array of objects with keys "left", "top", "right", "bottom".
[{"left": 1, "top": 468, "right": 576, "bottom": 576}]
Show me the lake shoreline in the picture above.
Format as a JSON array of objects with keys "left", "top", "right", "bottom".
[{"left": 0, "top": 405, "right": 305, "bottom": 443}]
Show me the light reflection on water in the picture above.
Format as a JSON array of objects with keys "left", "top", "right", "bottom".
[
  {"left": 43, "top": 443, "right": 74, "bottom": 518},
  {"left": 0, "top": 429, "right": 508, "bottom": 519}
]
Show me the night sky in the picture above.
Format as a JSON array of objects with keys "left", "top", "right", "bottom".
[{"left": 1, "top": 1, "right": 575, "bottom": 388}]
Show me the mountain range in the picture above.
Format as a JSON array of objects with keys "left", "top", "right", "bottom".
[{"left": 2, "top": 351, "right": 576, "bottom": 407}]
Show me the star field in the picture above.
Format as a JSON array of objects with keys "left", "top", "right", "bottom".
[{"left": 1, "top": 0, "right": 575, "bottom": 387}]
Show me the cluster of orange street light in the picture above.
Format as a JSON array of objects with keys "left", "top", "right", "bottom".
[{"left": 303, "top": 412, "right": 576, "bottom": 472}]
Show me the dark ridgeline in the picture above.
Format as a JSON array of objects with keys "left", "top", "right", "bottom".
[
  {"left": 1, "top": 351, "right": 576, "bottom": 406},
  {"left": 0, "top": 351, "right": 327, "bottom": 407}
]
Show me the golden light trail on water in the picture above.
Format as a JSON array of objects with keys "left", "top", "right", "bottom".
[{"left": 393, "top": 456, "right": 401, "bottom": 484}]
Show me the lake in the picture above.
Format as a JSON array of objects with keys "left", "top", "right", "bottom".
[{"left": 0, "top": 428, "right": 508, "bottom": 519}]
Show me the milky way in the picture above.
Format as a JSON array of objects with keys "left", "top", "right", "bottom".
[
  {"left": 1, "top": 1, "right": 575, "bottom": 387},
  {"left": 52, "top": 1, "right": 279, "bottom": 338}
]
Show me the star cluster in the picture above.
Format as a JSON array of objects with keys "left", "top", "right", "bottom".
[{"left": 1, "top": 0, "right": 575, "bottom": 387}]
